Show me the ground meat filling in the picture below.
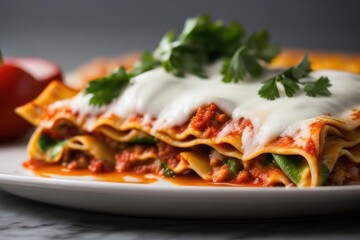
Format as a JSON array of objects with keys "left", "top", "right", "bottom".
[
  {"left": 62, "top": 150, "right": 113, "bottom": 173},
  {"left": 63, "top": 136, "right": 288, "bottom": 185},
  {"left": 115, "top": 144, "right": 158, "bottom": 174},
  {"left": 190, "top": 103, "right": 230, "bottom": 138},
  {"left": 327, "top": 158, "right": 360, "bottom": 185},
  {"left": 115, "top": 142, "right": 185, "bottom": 175},
  {"left": 209, "top": 150, "right": 288, "bottom": 186}
]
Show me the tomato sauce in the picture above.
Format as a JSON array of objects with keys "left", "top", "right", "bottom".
[
  {"left": 23, "top": 159, "right": 157, "bottom": 184},
  {"left": 23, "top": 159, "right": 261, "bottom": 187}
]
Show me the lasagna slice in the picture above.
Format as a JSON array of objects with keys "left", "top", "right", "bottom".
[{"left": 16, "top": 61, "right": 360, "bottom": 187}]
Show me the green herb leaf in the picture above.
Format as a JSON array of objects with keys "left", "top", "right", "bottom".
[
  {"left": 159, "top": 161, "right": 176, "bottom": 177},
  {"left": 219, "top": 22, "right": 246, "bottom": 56},
  {"left": 85, "top": 67, "right": 130, "bottom": 106},
  {"left": 258, "top": 77, "right": 280, "bottom": 100},
  {"left": 155, "top": 32, "right": 206, "bottom": 77},
  {"left": 224, "top": 158, "right": 241, "bottom": 177},
  {"left": 259, "top": 54, "right": 331, "bottom": 100},
  {"left": 221, "top": 30, "right": 279, "bottom": 83},
  {"left": 279, "top": 77, "right": 300, "bottom": 97},
  {"left": 131, "top": 51, "right": 159, "bottom": 77},
  {"left": 154, "top": 15, "right": 249, "bottom": 78},
  {"left": 304, "top": 76, "right": 332, "bottom": 97},
  {"left": 288, "top": 54, "right": 311, "bottom": 79},
  {"left": 221, "top": 46, "right": 247, "bottom": 83},
  {"left": 245, "top": 30, "right": 280, "bottom": 62}
]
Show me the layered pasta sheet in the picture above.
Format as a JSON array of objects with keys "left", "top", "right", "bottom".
[{"left": 17, "top": 80, "right": 360, "bottom": 187}]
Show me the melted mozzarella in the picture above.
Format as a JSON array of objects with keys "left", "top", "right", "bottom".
[{"left": 55, "top": 64, "right": 360, "bottom": 156}]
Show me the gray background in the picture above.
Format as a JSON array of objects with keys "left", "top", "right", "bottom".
[{"left": 1, "top": 0, "right": 360, "bottom": 72}]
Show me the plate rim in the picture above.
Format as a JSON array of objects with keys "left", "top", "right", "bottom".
[{"left": 1, "top": 171, "right": 360, "bottom": 194}]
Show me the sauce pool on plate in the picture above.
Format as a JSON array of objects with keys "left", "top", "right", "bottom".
[{"left": 23, "top": 159, "right": 260, "bottom": 187}]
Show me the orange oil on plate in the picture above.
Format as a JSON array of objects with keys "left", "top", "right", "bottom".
[{"left": 23, "top": 159, "right": 258, "bottom": 187}]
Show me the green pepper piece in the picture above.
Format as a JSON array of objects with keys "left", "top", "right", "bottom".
[
  {"left": 272, "top": 154, "right": 308, "bottom": 185},
  {"left": 38, "top": 133, "right": 66, "bottom": 160}
]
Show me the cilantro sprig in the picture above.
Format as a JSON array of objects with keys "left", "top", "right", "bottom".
[{"left": 258, "top": 54, "right": 332, "bottom": 100}]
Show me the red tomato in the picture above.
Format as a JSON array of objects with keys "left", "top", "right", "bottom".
[{"left": 0, "top": 58, "right": 62, "bottom": 141}]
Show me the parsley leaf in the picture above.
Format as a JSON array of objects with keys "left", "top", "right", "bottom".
[
  {"left": 85, "top": 67, "right": 130, "bottom": 106},
  {"left": 221, "top": 46, "right": 247, "bottom": 83},
  {"left": 221, "top": 30, "right": 279, "bottom": 83},
  {"left": 131, "top": 51, "right": 159, "bottom": 77},
  {"left": 258, "top": 54, "right": 331, "bottom": 100},
  {"left": 304, "top": 76, "right": 332, "bottom": 97},
  {"left": 245, "top": 30, "right": 280, "bottom": 63},
  {"left": 154, "top": 15, "right": 247, "bottom": 78},
  {"left": 286, "top": 53, "right": 311, "bottom": 79},
  {"left": 279, "top": 77, "right": 300, "bottom": 97},
  {"left": 258, "top": 77, "right": 280, "bottom": 100},
  {"left": 83, "top": 15, "right": 330, "bottom": 106},
  {"left": 154, "top": 30, "right": 207, "bottom": 77}
]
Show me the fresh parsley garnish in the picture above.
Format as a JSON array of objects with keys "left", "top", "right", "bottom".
[
  {"left": 154, "top": 15, "right": 247, "bottom": 78},
  {"left": 85, "top": 67, "right": 130, "bottom": 106},
  {"left": 304, "top": 76, "right": 332, "bottom": 97},
  {"left": 258, "top": 54, "right": 332, "bottom": 100},
  {"left": 221, "top": 46, "right": 248, "bottom": 83},
  {"left": 86, "top": 15, "right": 253, "bottom": 105},
  {"left": 84, "top": 15, "right": 330, "bottom": 106},
  {"left": 221, "top": 30, "right": 280, "bottom": 83},
  {"left": 131, "top": 51, "right": 159, "bottom": 77}
]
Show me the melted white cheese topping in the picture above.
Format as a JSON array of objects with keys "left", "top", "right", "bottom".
[{"left": 53, "top": 64, "right": 360, "bottom": 156}]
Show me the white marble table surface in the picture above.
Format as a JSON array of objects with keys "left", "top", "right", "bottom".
[{"left": 0, "top": 190, "right": 359, "bottom": 240}]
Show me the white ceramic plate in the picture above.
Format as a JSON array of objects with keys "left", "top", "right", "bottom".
[{"left": 0, "top": 141, "right": 360, "bottom": 219}]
